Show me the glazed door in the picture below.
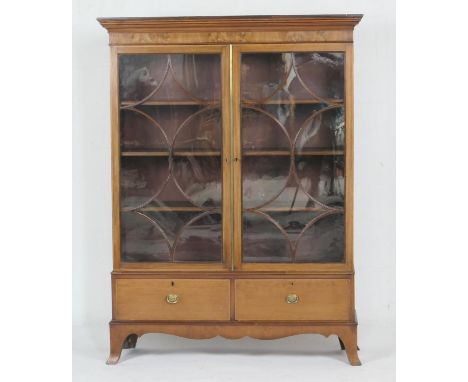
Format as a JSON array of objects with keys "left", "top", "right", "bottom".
[
  {"left": 232, "top": 44, "right": 353, "bottom": 271},
  {"left": 113, "top": 45, "right": 231, "bottom": 270}
]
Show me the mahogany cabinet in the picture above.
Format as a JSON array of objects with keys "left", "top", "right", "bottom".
[{"left": 99, "top": 15, "right": 362, "bottom": 365}]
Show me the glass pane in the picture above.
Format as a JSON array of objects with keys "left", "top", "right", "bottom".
[
  {"left": 121, "top": 211, "right": 222, "bottom": 263},
  {"left": 240, "top": 51, "right": 345, "bottom": 264},
  {"left": 119, "top": 54, "right": 221, "bottom": 102},
  {"left": 119, "top": 53, "right": 223, "bottom": 263},
  {"left": 241, "top": 52, "right": 344, "bottom": 102}
]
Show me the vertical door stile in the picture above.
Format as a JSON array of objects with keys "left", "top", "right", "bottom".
[
  {"left": 222, "top": 44, "right": 232, "bottom": 271},
  {"left": 229, "top": 44, "right": 234, "bottom": 271},
  {"left": 231, "top": 45, "right": 242, "bottom": 271}
]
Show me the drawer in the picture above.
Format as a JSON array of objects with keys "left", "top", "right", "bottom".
[
  {"left": 235, "top": 279, "right": 352, "bottom": 321},
  {"left": 115, "top": 279, "right": 230, "bottom": 321}
]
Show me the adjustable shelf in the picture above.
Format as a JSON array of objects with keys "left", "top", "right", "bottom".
[
  {"left": 255, "top": 207, "right": 335, "bottom": 212},
  {"left": 242, "top": 99, "right": 343, "bottom": 105},
  {"left": 243, "top": 150, "right": 344, "bottom": 156},
  {"left": 135, "top": 206, "right": 207, "bottom": 212},
  {"left": 121, "top": 100, "right": 220, "bottom": 106},
  {"left": 121, "top": 99, "right": 341, "bottom": 107},
  {"left": 121, "top": 150, "right": 343, "bottom": 157},
  {"left": 121, "top": 151, "right": 221, "bottom": 157},
  {"left": 123, "top": 206, "right": 338, "bottom": 213}
]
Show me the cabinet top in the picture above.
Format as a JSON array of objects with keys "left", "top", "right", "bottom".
[{"left": 98, "top": 15, "right": 363, "bottom": 33}]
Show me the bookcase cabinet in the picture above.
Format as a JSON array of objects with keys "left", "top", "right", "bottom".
[{"left": 99, "top": 14, "right": 362, "bottom": 365}]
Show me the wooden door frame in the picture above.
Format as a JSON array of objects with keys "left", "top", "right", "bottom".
[
  {"left": 110, "top": 44, "right": 232, "bottom": 272},
  {"left": 231, "top": 43, "right": 354, "bottom": 273}
]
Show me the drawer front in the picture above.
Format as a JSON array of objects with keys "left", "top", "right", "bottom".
[
  {"left": 235, "top": 279, "right": 352, "bottom": 321},
  {"left": 115, "top": 279, "right": 230, "bottom": 321}
]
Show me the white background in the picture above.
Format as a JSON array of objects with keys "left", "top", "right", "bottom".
[
  {"left": 7, "top": 0, "right": 468, "bottom": 381},
  {"left": 71, "top": 0, "right": 395, "bottom": 380}
]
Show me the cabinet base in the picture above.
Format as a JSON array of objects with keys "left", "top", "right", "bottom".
[{"left": 107, "top": 320, "right": 361, "bottom": 366}]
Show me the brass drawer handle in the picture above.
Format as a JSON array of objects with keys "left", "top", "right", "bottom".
[
  {"left": 166, "top": 294, "right": 179, "bottom": 304},
  {"left": 286, "top": 294, "right": 299, "bottom": 304}
]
